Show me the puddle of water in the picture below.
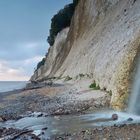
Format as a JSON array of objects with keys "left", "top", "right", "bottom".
[{"left": 1, "top": 110, "right": 140, "bottom": 139}]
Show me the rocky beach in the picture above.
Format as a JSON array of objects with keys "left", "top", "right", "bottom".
[
  {"left": 0, "top": 78, "right": 110, "bottom": 120},
  {"left": 0, "top": 78, "right": 140, "bottom": 139},
  {"left": 1, "top": 0, "right": 140, "bottom": 139}
]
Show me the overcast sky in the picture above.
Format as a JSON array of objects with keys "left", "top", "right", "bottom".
[{"left": 0, "top": 0, "right": 72, "bottom": 81}]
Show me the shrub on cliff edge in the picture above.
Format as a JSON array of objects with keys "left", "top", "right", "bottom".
[
  {"left": 89, "top": 82, "right": 100, "bottom": 90},
  {"left": 47, "top": 0, "right": 79, "bottom": 46},
  {"left": 37, "top": 57, "right": 46, "bottom": 70}
]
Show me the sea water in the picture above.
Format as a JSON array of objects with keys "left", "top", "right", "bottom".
[{"left": 0, "top": 81, "right": 28, "bottom": 92}]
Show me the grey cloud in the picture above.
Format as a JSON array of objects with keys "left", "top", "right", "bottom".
[{"left": 0, "top": 41, "right": 48, "bottom": 61}]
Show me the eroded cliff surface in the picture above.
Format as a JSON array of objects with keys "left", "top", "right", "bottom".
[
  {"left": 31, "top": 28, "right": 69, "bottom": 81},
  {"left": 31, "top": 0, "right": 140, "bottom": 110}
]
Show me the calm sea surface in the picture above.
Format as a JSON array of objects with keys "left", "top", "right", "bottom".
[{"left": 0, "top": 81, "right": 28, "bottom": 92}]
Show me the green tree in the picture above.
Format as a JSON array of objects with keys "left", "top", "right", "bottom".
[
  {"left": 47, "top": 0, "right": 79, "bottom": 46},
  {"left": 37, "top": 58, "right": 46, "bottom": 70}
]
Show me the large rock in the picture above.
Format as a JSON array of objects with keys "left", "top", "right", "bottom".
[
  {"left": 112, "top": 114, "right": 118, "bottom": 120},
  {"left": 0, "top": 117, "right": 6, "bottom": 122}
]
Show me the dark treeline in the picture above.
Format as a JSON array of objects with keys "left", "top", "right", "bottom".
[
  {"left": 36, "top": 57, "right": 46, "bottom": 70},
  {"left": 47, "top": 0, "right": 79, "bottom": 46},
  {"left": 36, "top": 0, "right": 79, "bottom": 70}
]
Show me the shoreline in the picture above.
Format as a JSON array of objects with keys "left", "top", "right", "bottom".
[
  {"left": 0, "top": 80, "right": 110, "bottom": 120},
  {"left": 0, "top": 88, "right": 24, "bottom": 96},
  {"left": 0, "top": 79, "right": 140, "bottom": 139}
]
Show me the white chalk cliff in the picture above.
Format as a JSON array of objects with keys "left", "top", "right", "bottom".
[{"left": 31, "top": 0, "right": 140, "bottom": 110}]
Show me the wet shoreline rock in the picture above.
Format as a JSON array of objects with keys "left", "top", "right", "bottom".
[
  {"left": 0, "top": 116, "right": 7, "bottom": 122},
  {"left": 127, "top": 118, "right": 133, "bottom": 121},
  {"left": 111, "top": 114, "right": 118, "bottom": 120}
]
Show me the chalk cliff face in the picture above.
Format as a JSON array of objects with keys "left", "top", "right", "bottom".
[
  {"left": 31, "top": 0, "right": 140, "bottom": 110},
  {"left": 31, "top": 28, "right": 69, "bottom": 81}
]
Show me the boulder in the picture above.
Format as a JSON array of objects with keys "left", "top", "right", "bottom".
[
  {"left": 0, "top": 117, "right": 4, "bottom": 122},
  {"left": 127, "top": 118, "right": 133, "bottom": 121},
  {"left": 111, "top": 114, "right": 118, "bottom": 120}
]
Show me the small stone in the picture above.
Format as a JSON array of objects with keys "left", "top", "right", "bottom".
[
  {"left": 54, "top": 116, "right": 60, "bottom": 120},
  {"left": 111, "top": 114, "right": 118, "bottom": 120},
  {"left": 0, "top": 117, "right": 6, "bottom": 122},
  {"left": 57, "top": 137, "right": 64, "bottom": 140},
  {"left": 37, "top": 113, "right": 43, "bottom": 117},
  {"left": 81, "top": 130, "right": 86, "bottom": 133},
  {"left": 98, "top": 128, "right": 103, "bottom": 131},
  {"left": 0, "top": 117, "right": 4, "bottom": 122},
  {"left": 0, "top": 129, "right": 3, "bottom": 133},
  {"left": 42, "top": 127, "right": 48, "bottom": 130},
  {"left": 124, "top": 9, "right": 127, "bottom": 12},
  {"left": 41, "top": 131, "right": 45, "bottom": 135},
  {"left": 114, "top": 124, "right": 117, "bottom": 127},
  {"left": 127, "top": 118, "right": 133, "bottom": 121},
  {"left": 54, "top": 109, "right": 63, "bottom": 114}
]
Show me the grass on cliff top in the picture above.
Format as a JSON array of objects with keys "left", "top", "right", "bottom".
[
  {"left": 64, "top": 76, "right": 72, "bottom": 81},
  {"left": 89, "top": 82, "right": 100, "bottom": 90}
]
